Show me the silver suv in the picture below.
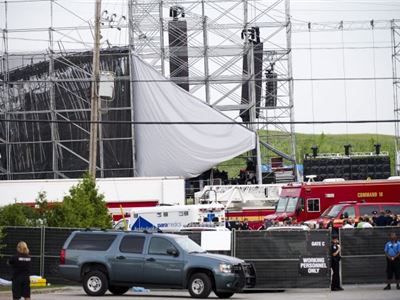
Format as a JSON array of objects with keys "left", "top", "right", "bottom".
[{"left": 59, "top": 230, "right": 256, "bottom": 298}]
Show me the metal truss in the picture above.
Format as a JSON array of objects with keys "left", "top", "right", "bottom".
[
  {"left": 0, "top": 0, "right": 134, "bottom": 180},
  {"left": 130, "top": 0, "right": 297, "bottom": 181}
]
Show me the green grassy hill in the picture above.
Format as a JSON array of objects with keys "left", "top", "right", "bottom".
[{"left": 218, "top": 131, "right": 397, "bottom": 178}]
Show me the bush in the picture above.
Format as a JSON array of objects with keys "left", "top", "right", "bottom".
[
  {"left": 60, "top": 173, "right": 112, "bottom": 229},
  {"left": 0, "top": 204, "right": 37, "bottom": 226}
]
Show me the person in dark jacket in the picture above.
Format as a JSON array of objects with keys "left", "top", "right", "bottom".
[
  {"left": 331, "top": 235, "right": 344, "bottom": 291},
  {"left": 8, "top": 241, "right": 31, "bottom": 300},
  {"left": 375, "top": 211, "right": 388, "bottom": 226}
]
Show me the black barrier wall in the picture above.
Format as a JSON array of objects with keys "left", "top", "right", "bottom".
[
  {"left": 340, "top": 227, "right": 400, "bottom": 285},
  {"left": 0, "top": 227, "right": 78, "bottom": 284},
  {"left": 234, "top": 230, "right": 331, "bottom": 288},
  {"left": 1, "top": 226, "right": 397, "bottom": 288}
]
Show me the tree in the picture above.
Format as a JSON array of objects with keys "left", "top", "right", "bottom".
[
  {"left": 60, "top": 173, "right": 112, "bottom": 228},
  {"left": 34, "top": 191, "right": 66, "bottom": 227},
  {"left": 0, "top": 204, "right": 37, "bottom": 226}
]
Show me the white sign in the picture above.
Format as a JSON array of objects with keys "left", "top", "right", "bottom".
[{"left": 201, "top": 231, "right": 231, "bottom": 251}]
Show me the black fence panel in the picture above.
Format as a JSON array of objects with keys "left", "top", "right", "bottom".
[
  {"left": 44, "top": 228, "right": 76, "bottom": 256},
  {"left": 3, "top": 226, "right": 398, "bottom": 287},
  {"left": 0, "top": 227, "right": 42, "bottom": 280},
  {"left": 234, "top": 230, "right": 331, "bottom": 288},
  {"left": 176, "top": 231, "right": 201, "bottom": 245},
  {"left": 43, "top": 228, "right": 78, "bottom": 284},
  {"left": 340, "top": 227, "right": 400, "bottom": 284}
]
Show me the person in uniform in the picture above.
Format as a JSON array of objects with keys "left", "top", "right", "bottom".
[
  {"left": 383, "top": 232, "right": 400, "bottom": 290},
  {"left": 331, "top": 235, "right": 344, "bottom": 291},
  {"left": 8, "top": 241, "right": 31, "bottom": 300}
]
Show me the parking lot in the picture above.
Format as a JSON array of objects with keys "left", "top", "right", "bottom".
[{"left": 1, "top": 285, "right": 399, "bottom": 300}]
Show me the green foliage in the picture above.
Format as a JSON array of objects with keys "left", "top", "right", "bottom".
[
  {"left": 0, "top": 174, "right": 112, "bottom": 229},
  {"left": 34, "top": 191, "right": 66, "bottom": 227},
  {"left": 60, "top": 173, "right": 112, "bottom": 229},
  {"left": 218, "top": 131, "right": 397, "bottom": 178},
  {"left": 0, "top": 227, "right": 5, "bottom": 258},
  {"left": 0, "top": 203, "right": 37, "bottom": 226}
]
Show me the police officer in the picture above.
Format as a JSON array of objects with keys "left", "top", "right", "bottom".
[
  {"left": 331, "top": 235, "right": 344, "bottom": 291},
  {"left": 383, "top": 232, "right": 400, "bottom": 290},
  {"left": 8, "top": 241, "right": 31, "bottom": 300}
]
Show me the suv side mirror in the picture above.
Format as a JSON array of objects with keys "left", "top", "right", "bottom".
[{"left": 166, "top": 248, "right": 179, "bottom": 257}]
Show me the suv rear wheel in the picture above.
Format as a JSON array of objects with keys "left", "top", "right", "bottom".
[
  {"left": 83, "top": 270, "right": 108, "bottom": 296},
  {"left": 108, "top": 285, "right": 130, "bottom": 295},
  {"left": 188, "top": 273, "right": 212, "bottom": 298}
]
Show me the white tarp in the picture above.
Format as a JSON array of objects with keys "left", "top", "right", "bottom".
[{"left": 132, "top": 54, "right": 256, "bottom": 178}]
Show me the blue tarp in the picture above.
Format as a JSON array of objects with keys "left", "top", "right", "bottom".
[{"left": 130, "top": 216, "right": 158, "bottom": 231}]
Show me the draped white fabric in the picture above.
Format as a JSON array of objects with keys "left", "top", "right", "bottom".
[{"left": 132, "top": 54, "right": 256, "bottom": 178}]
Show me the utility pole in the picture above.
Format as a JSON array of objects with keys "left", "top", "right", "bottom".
[{"left": 89, "top": 0, "right": 101, "bottom": 177}]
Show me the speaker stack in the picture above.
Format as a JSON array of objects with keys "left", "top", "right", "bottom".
[{"left": 303, "top": 144, "right": 391, "bottom": 181}]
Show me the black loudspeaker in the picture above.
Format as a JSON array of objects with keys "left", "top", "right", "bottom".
[
  {"left": 241, "top": 42, "right": 264, "bottom": 121},
  {"left": 168, "top": 20, "right": 189, "bottom": 91},
  {"left": 303, "top": 154, "right": 391, "bottom": 181},
  {"left": 265, "top": 69, "right": 278, "bottom": 107}
]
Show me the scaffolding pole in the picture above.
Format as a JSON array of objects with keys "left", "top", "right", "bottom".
[{"left": 391, "top": 20, "right": 400, "bottom": 175}]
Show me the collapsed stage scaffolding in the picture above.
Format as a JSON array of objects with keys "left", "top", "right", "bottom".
[
  {"left": 0, "top": 0, "right": 297, "bottom": 180},
  {"left": 0, "top": 0, "right": 399, "bottom": 180}
]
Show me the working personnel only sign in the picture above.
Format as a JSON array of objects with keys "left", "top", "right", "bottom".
[
  {"left": 299, "top": 236, "right": 330, "bottom": 276},
  {"left": 299, "top": 257, "right": 328, "bottom": 275}
]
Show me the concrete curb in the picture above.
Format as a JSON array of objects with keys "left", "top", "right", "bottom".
[{"left": 0, "top": 286, "right": 73, "bottom": 295}]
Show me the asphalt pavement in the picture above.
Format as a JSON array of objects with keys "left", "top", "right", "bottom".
[{"left": 0, "top": 284, "right": 399, "bottom": 300}]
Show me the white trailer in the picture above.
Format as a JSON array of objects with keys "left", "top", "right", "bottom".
[
  {"left": 127, "top": 203, "right": 226, "bottom": 232},
  {"left": 0, "top": 177, "right": 185, "bottom": 220}
]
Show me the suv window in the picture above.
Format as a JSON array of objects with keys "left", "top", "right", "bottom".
[
  {"left": 307, "top": 198, "right": 320, "bottom": 212},
  {"left": 149, "top": 237, "right": 176, "bottom": 255},
  {"left": 359, "top": 205, "right": 380, "bottom": 216},
  {"left": 120, "top": 236, "right": 145, "bottom": 254},
  {"left": 68, "top": 233, "right": 116, "bottom": 251},
  {"left": 383, "top": 205, "right": 400, "bottom": 214}
]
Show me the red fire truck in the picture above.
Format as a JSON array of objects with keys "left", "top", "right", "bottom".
[{"left": 264, "top": 178, "right": 400, "bottom": 224}]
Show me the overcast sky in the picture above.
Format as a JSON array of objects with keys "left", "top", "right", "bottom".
[
  {"left": 290, "top": 0, "right": 400, "bottom": 135},
  {"left": 1, "top": 0, "right": 400, "bottom": 135}
]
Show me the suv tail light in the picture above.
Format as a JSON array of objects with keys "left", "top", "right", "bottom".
[{"left": 60, "top": 249, "right": 66, "bottom": 265}]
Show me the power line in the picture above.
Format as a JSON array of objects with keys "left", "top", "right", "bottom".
[
  {"left": 1, "top": 77, "right": 397, "bottom": 85},
  {"left": 0, "top": 118, "right": 398, "bottom": 125}
]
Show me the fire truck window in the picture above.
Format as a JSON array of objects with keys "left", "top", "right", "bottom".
[
  {"left": 383, "top": 205, "right": 400, "bottom": 214},
  {"left": 342, "top": 206, "right": 355, "bottom": 218},
  {"left": 184, "top": 211, "right": 189, "bottom": 216},
  {"left": 163, "top": 212, "right": 168, "bottom": 217},
  {"left": 276, "top": 198, "right": 288, "bottom": 213},
  {"left": 286, "top": 198, "right": 298, "bottom": 213},
  {"left": 307, "top": 199, "right": 320, "bottom": 212},
  {"left": 359, "top": 205, "right": 380, "bottom": 216},
  {"left": 157, "top": 212, "right": 162, "bottom": 217}
]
